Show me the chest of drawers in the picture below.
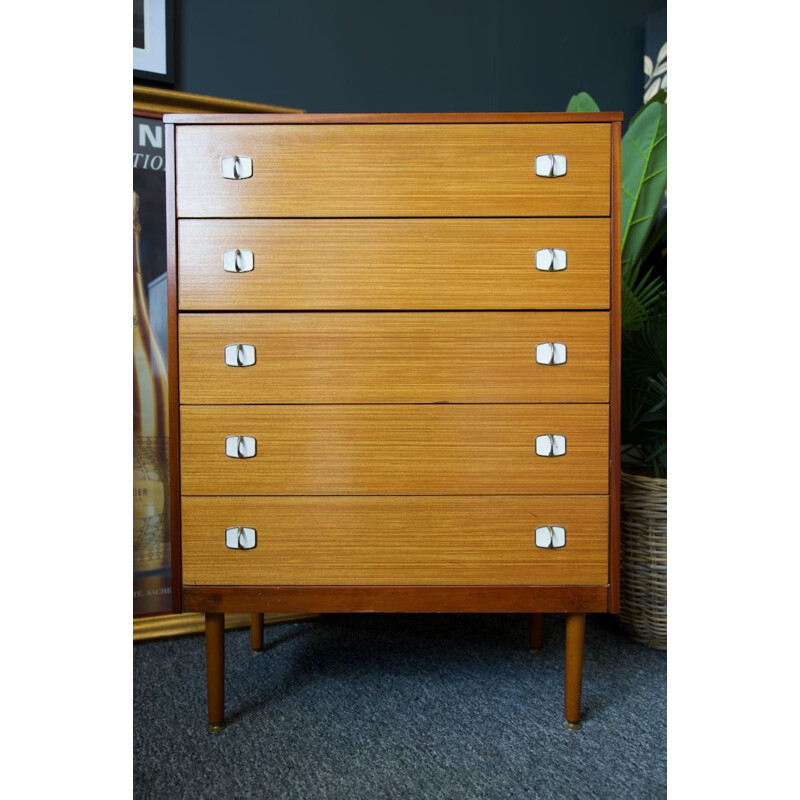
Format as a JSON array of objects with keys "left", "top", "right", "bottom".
[{"left": 165, "top": 112, "right": 622, "bottom": 732}]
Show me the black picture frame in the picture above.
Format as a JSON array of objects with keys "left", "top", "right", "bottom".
[{"left": 133, "top": 0, "right": 175, "bottom": 85}]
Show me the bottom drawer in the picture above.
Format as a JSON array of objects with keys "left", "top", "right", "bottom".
[{"left": 181, "top": 496, "right": 609, "bottom": 586}]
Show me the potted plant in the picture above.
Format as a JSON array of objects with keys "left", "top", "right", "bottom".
[{"left": 567, "top": 91, "right": 667, "bottom": 648}]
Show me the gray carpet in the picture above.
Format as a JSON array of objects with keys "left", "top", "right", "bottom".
[{"left": 134, "top": 613, "right": 666, "bottom": 799}]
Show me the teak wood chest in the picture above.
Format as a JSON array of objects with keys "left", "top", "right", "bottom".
[{"left": 165, "top": 112, "right": 622, "bottom": 732}]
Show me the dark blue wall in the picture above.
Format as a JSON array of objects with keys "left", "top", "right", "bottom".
[{"left": 171, "top": 0, "right": 666, "bottom": 123}]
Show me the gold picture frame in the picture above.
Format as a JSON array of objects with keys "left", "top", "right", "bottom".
[
  {"left": 133, "top": 85, "right": 303, "bottom": 116},
  {"left": 133, "top": 86, "right": 307, "bottom": 641}
]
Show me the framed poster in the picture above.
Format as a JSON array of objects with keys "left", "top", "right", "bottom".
[
  {"left": 133, "top": 0, "right": 174, "bottom": 84},
  {"left": 133, "top": 113, "right": 170, "bottom": 616},
  {"left": 132, "top": 86, "right": 304, "bottom": 636}
]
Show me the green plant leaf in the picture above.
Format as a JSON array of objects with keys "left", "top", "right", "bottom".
[
  {"left": 639, "top": 373, "right": 667, "bottom": 419},
  {"left": 621, "top": 301, "right": 667, "bottom": 476},
  {"left": 623, "top": 312, "right": 666, "bottom": 383},
  {"left": 566, "top": 92, "right": 600, "bottom": 112},
  {"left": 621, "top": 101, "right": 667, "bottom": 276},
  {"left": 620, "top": 259, "right": 665, "bottom": 332},
  {"left": 637, "top": 210, "right": 667, "bottom": 269},
  {"left": 628, "top": 90, "right": 667, "bottom": 126},
  {"left": 621, "top": 367, "right": 667, "bottom": 477},
  {"left": 565, "top": 89, "right": 667, "bottom": 477}
]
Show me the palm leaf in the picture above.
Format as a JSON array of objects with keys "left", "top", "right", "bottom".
[
  {"left": 638, "top": 373, "right": 667, "bottom": 420},
  {"left": 621, "top": 299, "right": 667, "bottom": 476},
  {"left": 621, "top": 259, "right": 664, "bottom": 332},
  {"left": 623, "top": 309, "right": 666, "bottom": 383},
  {"left": 621, "top": 369, "right": 667, "bottom": 477}
]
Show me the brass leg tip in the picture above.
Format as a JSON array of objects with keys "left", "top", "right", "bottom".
[
  {"left": 562, "top": 719, "right": 583, "bottom": 732},
  {"left": 250, "top": 648, "right": 263, "bottom": 657},
  {"left": 206, "top": 723, "right": 226, "bottom": 734}
]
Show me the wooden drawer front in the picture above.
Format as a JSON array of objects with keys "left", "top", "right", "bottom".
[
  {"left": 180, "top": 405, "right": 609, "bottom": 496},
  {"left": 182, "top": 496, "right": 609, "bottom": 586},
  {"left": 179, "top": 312, "right": 609, "bottom": 404},
  {"left": 176, "top": 124, "right": 610, "bottom": 218},
  {"left": 177, "top": 219, "right": 610, "bottom": 310}
]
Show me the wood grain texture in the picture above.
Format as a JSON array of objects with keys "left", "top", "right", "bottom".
[
  {"left": 181, "top": 495, "right": 609, "bottom": 586},
  {"left": 178, "top": 312, "right": 610, "bottom": 404},
  {"left": 165, "top": 112, "right": 624, "bottom": 124},
  {"left": 205, "top": 613, "right": 225, "bottom": 727},
  {"left": 250, "top": 613, "right": 264, "bottom": 651},
  {"left": 164, "top": 123, "right": 182, "bottom": 612},
  {"left": 183, "top": 585, "right": 610, "bottom": 613},
  {"left": 177, "top": 218, "right": 610, "bottom": 311},
  {"left": 565, "top": 612, "right": 586, "bottom": 723},
  {"left": 175, "top": 124, "right": 611, "bottom": 218},
  {"left": 179, "top": 404, "right": 609, "bottom": 496},
  {"left": 529, "top": 613, "right": 544, "bottom": 650}
]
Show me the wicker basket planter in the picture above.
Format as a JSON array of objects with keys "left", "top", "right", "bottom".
[{"left": 619, "top": 471, "right": 667, "bottom": 649}]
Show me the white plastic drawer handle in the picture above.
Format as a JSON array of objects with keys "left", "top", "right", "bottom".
[
  {"left": 225, "top": 526, "right": 257, "bottom": 550},
  {"left": 535, "top": 248, "right": 567, "bottom": 272},
  {"left": 535, "top": 434, "right": 566, "bottom": 457},
  {"left": 222, "top": 249, "right": 254, "bottom": 273},
  {"left": 225, "top": 435, "right": 257, "bottom": 459},
  {"left": 535, "top": 154, "right": 567, "bottom": 178},
  {"left": 220, "top": 155, "right": 253, "bottom": 180},
  {"left": 224, "top": 344, "right": 256, "bottom": 367},
  {"left": 535, "top": 342, "right": 567, "bottom": 366},
  {"left": 535, "top": 525, "right": 566, "bottom": 549}
]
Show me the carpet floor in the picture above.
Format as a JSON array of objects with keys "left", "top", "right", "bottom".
[{"left": 134, "top": 613, "right": 666, "bottom": 799}]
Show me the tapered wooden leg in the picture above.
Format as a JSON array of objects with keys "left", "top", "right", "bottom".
[
  {"left": 205, "top": 612, "right": 225, "bottom": 733},
  {"left": 529, "top": 613, "right": 544, "bottom": 651},
  {"left": 250, "top": 612, "right": 264, "bottom": 655},
  {"left": 564, "top": 612, "right": 586, "bottom": 730}
]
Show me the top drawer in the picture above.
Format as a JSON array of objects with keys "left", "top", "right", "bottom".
[{"left": 175, "top": 124, "right": 611, "bottom": 218}]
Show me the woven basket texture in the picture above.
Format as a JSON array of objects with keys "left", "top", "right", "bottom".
[{"left": 619, "top": 472, "right": 667, "bottom": 649}]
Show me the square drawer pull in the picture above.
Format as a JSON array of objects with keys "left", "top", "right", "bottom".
[
  {"left": 222, "top": 248, "right": 254, "bottom": 273},
  {"left": 535, "top": 342, "right": 567, "bottom": 365},
  {"left": 225, "top": 526, "right": 257, "bottom": 550},
  {"left": 535, "top": 434, "right": 566, "bottom": 457},
  {"left": 220, "top": 155, "right": 253, "bottom": 180},
  {"left": 535, "top": 153, "right": 567, "bottom": 178},
  {"left": 224, "top": 344, "right": 256, "bottom": 367},
  {"left": 535, "top": 525, "right": 566, "bottom": 548},
  {"left": 535, "top": 248, "right": 567, "bottom": 271},
  {"left": 225, "top": 435, "right": 257, "bottom": 459}
]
